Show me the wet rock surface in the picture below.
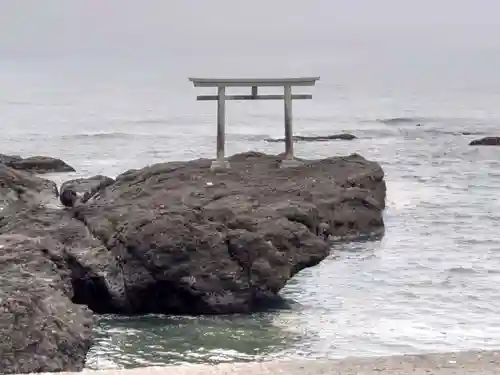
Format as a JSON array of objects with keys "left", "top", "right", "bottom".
[
  {"left": 265, "top": 133, "right": 357, "bottom": 142},
  {"left": 0, "top": 151, "right": 386, "bottom": 373},
  {"left": 1, "top": 154, "right": 75, "bottom": 173},
  {"left": 469, "top": 136, "right": 500, "bottom": 146}
]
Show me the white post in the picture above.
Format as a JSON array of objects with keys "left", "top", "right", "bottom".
[
  {"left": 251, "top": 86, "right": 258, "bottom": 98},
  {"left": 283, "top": 85, "right": 293, "bottom": 159},
  {"left": 280, "top": 85, "right": 302, "bottom": 168},
  {"left": 211, "top": 86, "right": 230, "bottom": 170}
]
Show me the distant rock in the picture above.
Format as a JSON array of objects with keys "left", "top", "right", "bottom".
[
  {"left": 265, "top": 134, "right": 357, "bottom": 143},
  {"left": 6, "top": 156, "right": 75, "bottom": 174},
  {"left": 469, "top": 136, "right": 500, "bottom": 146},
  {"left": 378, "top": 117, "right": 421, "bottom": 125},
  {"left": 60, "top": 175, "right": 115, "bottom": 207}
]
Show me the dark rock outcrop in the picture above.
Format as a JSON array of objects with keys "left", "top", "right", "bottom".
[
  {"left": 60, "top": 188, "right": 78, "bottom": 208},
  {"left": 73, "top": 151, "right": 385, "bottom": 314},
  {"left": 0, "top": 234, "right": 94, "bottom": 374},
  {"left": 0, "top": 204, "right": 128, "bottom": 314},
  {"left": 6, "top": 155, "right": 75, "bottom": 173},
  {"left": 60, "top": 175, "right": 115, "bottom": 207},
  {"left": 469, "top": 136, "right": 500, "bottom": 146},
  {"left": 0, "top": 166, "right": 99, "bottom": 373},
  {"left": 265, "top": 134, "right": 357, "bottom": 143}
]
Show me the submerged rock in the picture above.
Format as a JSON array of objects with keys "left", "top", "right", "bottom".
[
  {"left": 60, "top": 175, "right": 115, "bottom": 207},
  {"left": 469, "top": 136, "right": 500, "bottom": 146},
  {"left": 6, "top": 155, "right": 75, "bottom": 173},
  {"left": 265, "top": 134, "right": 357, "bottom": 142}
]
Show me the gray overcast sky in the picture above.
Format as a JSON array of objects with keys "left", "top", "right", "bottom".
[{"left": 1, "top": 0, "right": 499, "bottom": 58}]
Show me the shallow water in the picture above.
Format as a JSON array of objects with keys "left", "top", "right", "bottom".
[{"left": 2, "top": 2, "right": 500, "bottom": 368}]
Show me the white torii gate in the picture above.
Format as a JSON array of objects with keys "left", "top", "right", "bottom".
[{"left": 189, "top": 77, "right": 320, "bottom": 169}]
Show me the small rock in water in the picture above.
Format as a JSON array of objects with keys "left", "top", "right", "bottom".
[
  {"left": 265, "top": 133, "right": 357, "bottom": 142},
  {"left": 469, "top": 136, "right": 500, "bottom": 146}
]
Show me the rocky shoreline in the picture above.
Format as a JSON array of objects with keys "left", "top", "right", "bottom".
[{"left": 0, "top": 151, "right": 386, "bottom": 374}]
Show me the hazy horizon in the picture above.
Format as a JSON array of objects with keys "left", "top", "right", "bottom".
[{"left": 1, "top": 0, "right": 500, "bottom": 60}]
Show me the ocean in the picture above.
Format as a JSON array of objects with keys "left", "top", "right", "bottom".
[{"left": 1, "top": 0, "right": 500, "bottom": 370}]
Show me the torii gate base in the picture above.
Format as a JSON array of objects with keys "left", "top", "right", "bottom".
[
  {"left": 210, "top": 159, "right": 231, "bottom": 170},
  {"left": 189, "top": 77, "right": 320, "bottom": 170}
]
